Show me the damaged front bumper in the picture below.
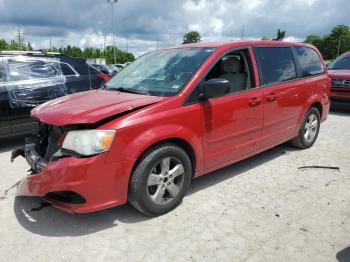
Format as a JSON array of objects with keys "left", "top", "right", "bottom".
[
  {"left": 24, "top": 143, "right": 48, "bottom": 173},
  {"left": 14, "top": 140, "right": 129, "bottom": 213}
]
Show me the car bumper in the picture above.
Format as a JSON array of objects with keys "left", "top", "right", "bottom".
[
  {"left": 330, "top": 91, "right": 350, "bottom": 109},
  {"left": 17, "top": 145, "right": 130, "bottom": 213}
]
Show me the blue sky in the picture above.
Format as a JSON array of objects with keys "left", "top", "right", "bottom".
[{"left": 0, "top": 0, "right": 349, "bottom": 56}]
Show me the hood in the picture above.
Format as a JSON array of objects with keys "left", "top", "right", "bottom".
[
  {"left": 31, "top": 89, "right": 165, "bottom": 126},
  {"left": 328, "top": 69, "right": 350, "bottom": 79}
]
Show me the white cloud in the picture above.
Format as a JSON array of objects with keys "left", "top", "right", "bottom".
[{"left": 0, "top": 0, "right": 348, "bottom": 57}]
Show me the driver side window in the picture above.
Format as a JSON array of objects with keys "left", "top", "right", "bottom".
[{"left": 205, "top": 48, "right": 255, "bottom": 94}]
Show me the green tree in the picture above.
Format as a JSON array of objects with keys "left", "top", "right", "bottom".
[
  {"left": 0, "top": 37, "right": 135, "bottom": 63},
  {"left": 27, "top": 42, "right": 33, "bottom": 51},
  {"left": 182, "top": 31, "right": 201, "bottom": 44},
  {"left": 261, "top": 36, "right": 270, "bottom": 41},
  {"left": 273, "top": 29, "right": 286, "bottom": 41},
  {"left": 0, "top": 38, "right": 8, "bottom": 50},
  {"left": 304, "top": 25, "right": 350, "bottom": 60}
]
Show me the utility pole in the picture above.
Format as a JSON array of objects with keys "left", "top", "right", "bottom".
[
  {"left": 241, "top": 25, "right": 245, "bottom": 40},
  {"left": 103, "top": 34, "right": 107, "bottom": 52},
  {"left": 125, "top": 32, "right": 128, "bottom": 52},
  {"left": 106, "top": 0, "right": 118, "bottom": 64},
  {"left": 49, "top": 37, "right": 52, "bottom": 50},
  {"left": 337, "top": 35, "right": 342, "bottom": 58},
  {"left": 60, "top": 39, "right": 65, "bottom": 50},
  {"left": 156, "top": 35, "right": 159, "bottom": 50},
  {"left": 16, "top": 26, "right": 22, "bottom": 47},
  {"left": 173, "top": 33, "right": 176, "bottom": 46}
]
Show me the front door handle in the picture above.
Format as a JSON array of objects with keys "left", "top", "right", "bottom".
[
  {"left": 249, "top": 97, "right": 262, "bottom": 107},
  {"left": 266, "top": 93, "right": 277, "bottom": 102}
]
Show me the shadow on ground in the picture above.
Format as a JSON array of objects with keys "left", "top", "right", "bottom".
[
  {"left": 336, "top": 246, "right": 350, "bottom": 262},
  {"left": 13, "top": 142, "right": 295, "bottom": 237}
]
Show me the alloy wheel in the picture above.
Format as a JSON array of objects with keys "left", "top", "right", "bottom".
[
  {"left": 147, "top": 157, "right": 185, "bottom": 205},
  {"left": 304, "top": 113, "right": 319, "bottom": 143}
]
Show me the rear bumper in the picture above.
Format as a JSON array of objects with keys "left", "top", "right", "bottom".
[{"left": 17, "top": 146, "right": 130, "bottom": 213}]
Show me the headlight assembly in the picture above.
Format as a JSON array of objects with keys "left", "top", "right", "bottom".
[{"left": 62, "top": 130, "right": 116, "bottom": 156}]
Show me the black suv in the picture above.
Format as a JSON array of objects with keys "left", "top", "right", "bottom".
[{"left": 0, "top": 51, "right": 109, "bottom": 139}]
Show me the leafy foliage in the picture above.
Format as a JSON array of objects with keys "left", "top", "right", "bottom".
[
  {"left": 182, "top": 31, "right": 201, "bottom": 44},
  {"left": 304, "top": 25, "right": 350, "bottom": 60},
  {"left": 273, "top": 29, "right": 286, "bottom": 41}
]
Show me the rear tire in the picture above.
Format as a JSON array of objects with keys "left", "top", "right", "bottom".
[
  {"left": 291, "top": 107, "right": 320, "bottom": 149},
  {"left": 128, "top": 143, "right": 192, "bottom": 216}
]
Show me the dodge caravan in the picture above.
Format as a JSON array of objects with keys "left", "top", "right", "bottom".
[{"left": 13, "top": 41, "right": 330, "bottom": 216}]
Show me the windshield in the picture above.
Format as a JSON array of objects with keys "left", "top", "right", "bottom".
[
  {"left": 106, "top": 47, "right": 215, "bottom": 96},
  {"left": 329, "top": 55, "right": 350, "bottom": 70}
]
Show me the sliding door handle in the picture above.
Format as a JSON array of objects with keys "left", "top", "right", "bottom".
[{"left": 266, "top": 93, "right": 277, "bottom": 102}]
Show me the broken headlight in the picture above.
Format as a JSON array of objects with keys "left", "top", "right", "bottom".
[{"left": 62, "top": 130, "right": 116, "bottom": 156}]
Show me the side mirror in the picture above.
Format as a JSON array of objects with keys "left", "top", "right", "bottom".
[{"left": 200, "top": 78, "right": 231, "bottom": 99}]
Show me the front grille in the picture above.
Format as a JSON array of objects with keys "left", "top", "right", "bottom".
[
  {"left": 331, "top": 78, "right": 350, "bottom": 89},
  {"left": 31, "top": 123, "right": 63, "bottom": 161}
]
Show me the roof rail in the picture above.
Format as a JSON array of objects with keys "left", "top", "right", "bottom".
[{"left": 0, "top": 50, "right": 61, "bottom": 56}]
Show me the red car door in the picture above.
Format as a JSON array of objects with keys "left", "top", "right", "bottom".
[
  {"left": 202, "top": 48, "right": 264, "bottom": 169},
  {"left": 254, "top": 46, "right": 303, "bottom": 149}
]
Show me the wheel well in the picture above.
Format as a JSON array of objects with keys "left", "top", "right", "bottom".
[
  {"left": 131, "top": 138, "right": 197, "bottom": 178},
  {"left": 310, "top": 102, "right": 323, "bottom": 118}
]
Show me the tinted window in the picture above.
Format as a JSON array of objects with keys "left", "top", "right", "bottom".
[
  {"left": 60, "top": 63, "right": 76, "bottom": 76},
  {"left": 7, "top": 59, "right": 59, "bottom": 81},
  {"left": 329, "top": 55, "right": 350, "bottom": 70},
  {"left": 255, "top": 47, "right": 296, "bottom": 85},
  {"left": 295, "top": 47, "right": 323, "bottom": 76}
]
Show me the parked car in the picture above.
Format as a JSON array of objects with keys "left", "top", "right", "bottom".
[
  {"left": 92, "top": 63, "right": 114, "bottom": 77},
  {"left": 0, "top": 51, "right": 109, "bottom": 139},
  {"left": 327, "top": 52, "right": 350, "bottom": 108},
  {"left": 110, "top": 64, "right": 125, "bottom": 74},
  {"left": 14, "top": 41, "right": 330, "bottom": 216}
]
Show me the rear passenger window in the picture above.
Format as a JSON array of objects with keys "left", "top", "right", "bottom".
[
  {"left": 295, "top": 47, "right": 324, "bottom": 76},
  {"left": 254, "top": 47, "right": 296, "bottom": 86},
  {"left": 60, "top": 63, "right": 76, "bottom": 76}
]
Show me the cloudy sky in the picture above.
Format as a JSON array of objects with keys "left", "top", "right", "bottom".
[{"left": 0, "top": 0, "right": 349, "bottom": 56}]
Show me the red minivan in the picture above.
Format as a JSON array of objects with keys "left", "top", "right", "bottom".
[{"left": 14, "top": 41, "right": 330, "bottom": 216}]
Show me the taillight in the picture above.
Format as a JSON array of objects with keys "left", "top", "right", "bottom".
[{"left": 97, "top": 73, "right": 110, "bottom": 82}]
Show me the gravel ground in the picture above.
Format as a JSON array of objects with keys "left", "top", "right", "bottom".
[{"left": 0, "top": 110, "right": 349, "bottom": 262}]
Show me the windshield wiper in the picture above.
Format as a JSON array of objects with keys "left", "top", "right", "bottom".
[{"left": 107, "top": 86, "right": 144, "bottom": 95}]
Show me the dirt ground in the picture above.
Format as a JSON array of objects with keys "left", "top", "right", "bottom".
[{"left": 0, "top": 109, "right": 349, "bottom": 262}]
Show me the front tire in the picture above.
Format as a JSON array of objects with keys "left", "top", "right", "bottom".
[
  {"left": 128, "top": 143, "right": 192, "bottom": 216},
  {"left": 291, "top": 107, "right": 321, "bottom": 149}
]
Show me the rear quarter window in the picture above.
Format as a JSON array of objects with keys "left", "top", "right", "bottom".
[
  {"left": 295, "top": 46, "right": 324, "bottom": 76},
  {"left": 60, "top": 63, "right": 77, "bottom": 76},
  {"left": 7, "top": 59, "right": 59, "bottom": 81},
  {"left": 254, "top": 47, "right": 297, "bottom": 86}
]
